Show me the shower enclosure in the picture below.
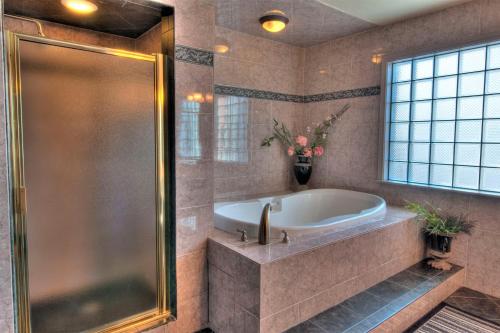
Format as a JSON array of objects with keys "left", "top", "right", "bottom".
[{"left": 6, "top": 32, "right": 174, "bottom": 333}]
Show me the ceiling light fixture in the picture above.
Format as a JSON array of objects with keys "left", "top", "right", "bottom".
[
  {"left": 259, "top": 10, "right": 289, "bottom": 33},
  {"left": 371, "top": 54, "right": 383, "bottom": 64},
  {"left": 61, "top": 0, "right": 98, "bottom": 15},
  {"left": 214, "top": 44, "right": 229, "bottom": 54}
]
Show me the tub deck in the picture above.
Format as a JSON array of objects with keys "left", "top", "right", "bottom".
[{"left": 210, "top": 206, "right": 415, "bottom": 264}]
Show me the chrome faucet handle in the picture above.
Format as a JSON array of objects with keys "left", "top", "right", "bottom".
[
  {"left": 281, "top": 230, "right": 290, "bottom": 243},
  {"left": 237, "top": 229, "right": 248, "bottom": 242}
]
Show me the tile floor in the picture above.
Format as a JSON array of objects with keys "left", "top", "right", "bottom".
[{"left": 444, "top": 287, "right": 500, "bottom": 326}]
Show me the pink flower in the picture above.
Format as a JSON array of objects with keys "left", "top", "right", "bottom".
[
  {"left": 295, "top": 135, "right": 308, "bottom": 147},
  {"left": 287, "top": 146, "right": 295, "bottom": 156},
  {"left": 314, "top": 146, "right": 324, "bottom": 157},
  {"left": 303, "top": 148, "right": 313, "bottom": 158}
]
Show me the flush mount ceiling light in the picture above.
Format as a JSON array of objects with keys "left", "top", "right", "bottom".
[
  {"left": 371, "top": 53, "right": 383, "bottom": 64},
  {"left": 214, "top": 44, "right": 229, "bottom": 54},
  {"left": 259, "top": 10, "right": 289, "bottom": 33},
  {"left": 61, "top": 0, "right": 98, "bottom": 14},
  {"left": 214, "top": 41, "right": 230, "bottom": 54}
]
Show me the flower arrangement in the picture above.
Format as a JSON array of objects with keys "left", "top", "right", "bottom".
[{"left": 261, "top": 104, "right": 350, "bottom": 158}]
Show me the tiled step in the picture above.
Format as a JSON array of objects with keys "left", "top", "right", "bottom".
[{"left": 286, "top": 261, "right": 464, "bottom": 333}]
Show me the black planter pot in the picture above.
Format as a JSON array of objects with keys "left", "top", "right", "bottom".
[
  {"left": 294, "top": 155, "right": 312, "bottom": 185},
  {"left": 427, "top": 233, "right": 454, "bottom": 253}
]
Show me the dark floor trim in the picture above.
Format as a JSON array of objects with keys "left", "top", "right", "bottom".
[
  {"left": 175, "top": 45, "right": 213, "bottom": 67},
  {"left": 214, "top": 84, "right": 381, "bottom": 103}
]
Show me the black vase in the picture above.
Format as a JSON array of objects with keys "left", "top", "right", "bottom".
[
  {"left": 427, "top": 234, "right": 454, "bottom": 253},
  {"left": 294, "top": 155, "right": 312, "bottom": 185}
]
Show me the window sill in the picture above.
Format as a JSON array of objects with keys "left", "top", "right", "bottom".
[{"left": 377, "top": 179, "right": 500, "bottom": 199}]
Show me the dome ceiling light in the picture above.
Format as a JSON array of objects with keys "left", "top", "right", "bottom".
[
  {"left": 61, "top": 0, "right": 98, "bottom": 15},
  {"left": 259, "top": 10, "right": 289, "bottom": 33}
]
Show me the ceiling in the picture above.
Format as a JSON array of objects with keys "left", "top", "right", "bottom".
[
  {"left": 4, "top": 0, "right": 172, "bottom": 39},
  {"left": 318, "top": 0, "right": 473, "bottom": 25},
  {"left": 216, "top": 0, "right": 473, "bottom": 47},
  {"left": 216, "top": 0, "right": 375, "bottom": 47}
]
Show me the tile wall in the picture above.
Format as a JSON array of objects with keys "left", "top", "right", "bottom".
[
  {"left": 305, "top": 0, "right": 500, "bottom": 298},
  {"left": 170, "top": 13, "right": 215, "bottom": 326},
  {"left": 213, "top": 26, "right": 306, "bottom": 201}
]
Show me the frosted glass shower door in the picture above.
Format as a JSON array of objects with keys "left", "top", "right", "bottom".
[{"left": 16, "top": 38, "right": 159, "bottom": 332}]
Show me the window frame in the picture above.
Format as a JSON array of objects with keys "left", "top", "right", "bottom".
[{"left": 378, "top": 34, "right": 500, "bottom": 198}]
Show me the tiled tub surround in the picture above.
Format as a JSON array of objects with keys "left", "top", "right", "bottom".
[
  {"left": 208, "top": 207, "right": 426, "bottom": 333},
  {"left": 213, "top": 26, "right": 305, "bottom": 201},
  {"left": 301, "top": 0, "right": 500, "bottom": 298},
  {"left": 212, "top": 25, "right": 387, "bottom": 204},
  {"left": 213, "top": 95, "right": 305, "bottom": 202}
]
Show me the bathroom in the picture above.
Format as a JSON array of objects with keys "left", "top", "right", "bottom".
[{"left": 0, "top": 0, "right": 499, "bottom": 332}]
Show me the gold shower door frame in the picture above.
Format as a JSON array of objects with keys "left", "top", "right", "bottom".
[{"left": 5, "top": 32, "right": 172, "bottom": 333}]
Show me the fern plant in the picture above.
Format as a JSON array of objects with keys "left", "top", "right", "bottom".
[{"left": 406, "top": 202, "right": 474, "bottom": 236}]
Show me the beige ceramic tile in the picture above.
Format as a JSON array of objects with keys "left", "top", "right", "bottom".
[
  {"left": 175, "top": 0, "right": 215, "bottom": 51},
  {"left": 165, "top": 292, "right": 209, "bottom": 333},
  {"left": 177, "top": 205, "right": 212, "bottom": 256},
  {"left": 234, "top": 305, "right": 260, "bottom": 333},
  {"left": 480, "top": 0, "right": 500, "bottom": 36},
  {"left": 177, "top": 249, "right": 208, "bottom": 302},
  {"left": 135, "top": 23, "right": 162, "bottom": 54},
  {"left": 260, "top": 304, "right": 300, "bottom": 333},
  {"left": 208, "top": 265, "right": 236, "bottom": 332}
]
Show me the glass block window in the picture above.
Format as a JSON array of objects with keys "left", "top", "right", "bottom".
[
  {"left": 179, "top": 101, "right": 202, "bottom": 160},
  {"left": 215, "top": 95, "right": 249, "bottom": 163},
  {"left": 386, "top": 42, "right": 500, "bottom": 194}
]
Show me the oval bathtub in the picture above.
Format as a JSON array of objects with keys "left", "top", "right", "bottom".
[{"left": 214, "top": 189, "right": 387, "bottom": 238}]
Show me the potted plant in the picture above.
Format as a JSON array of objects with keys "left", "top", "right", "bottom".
[
  {"left": 261, "top": 104, "right": 350, "bottom": 185},
  {"left": 406, "top": 202, "right": 474, "bottom": 270}
]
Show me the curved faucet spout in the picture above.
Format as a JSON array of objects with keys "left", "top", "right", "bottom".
[{"left": 258, "top": 203, "right": 272, "bottom": 245}]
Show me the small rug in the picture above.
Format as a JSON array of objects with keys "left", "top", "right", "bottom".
[{"left": 415, "top": 306, "right": 500, "bottom": 333}]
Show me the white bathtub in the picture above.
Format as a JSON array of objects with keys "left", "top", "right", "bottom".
[{"left": 214, "top": 189, "right": 387, "bottom": 238}]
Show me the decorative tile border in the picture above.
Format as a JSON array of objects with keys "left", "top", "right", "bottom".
[
  {"left": 214, "top": 85, "right": 303, "bottom": 103},
  {"left": 303, "top": 86, "right": 381, "bottom": 103},
  {"left": 214, "top": 85, "right": 380, "bottom": 103},
  {"left": 175, "top": 45, "right": 213, "bottom": 67}
]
